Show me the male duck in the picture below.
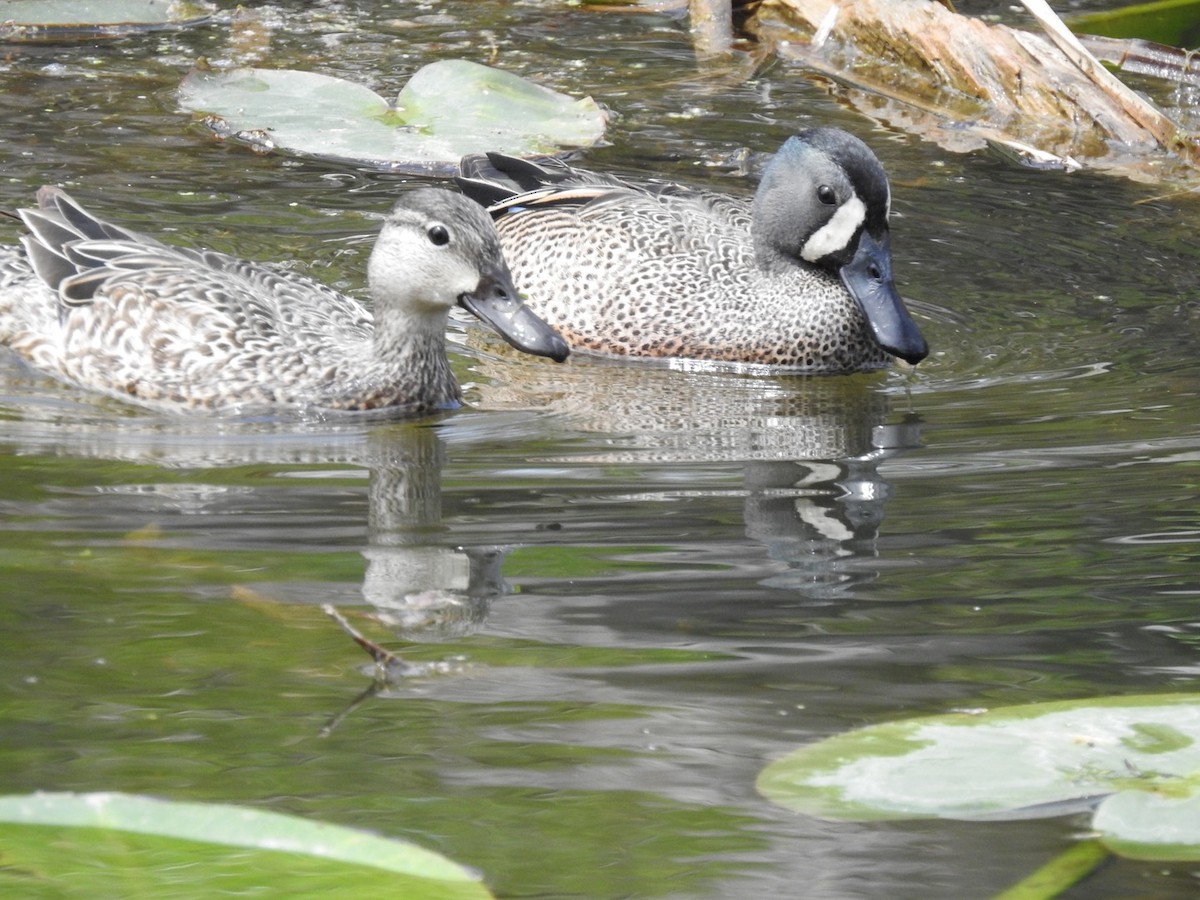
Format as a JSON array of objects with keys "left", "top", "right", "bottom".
[
  {"left": 0, "top": 187, "right": 567, "bottom": 413},
  {"left": 457, "top": 127, "right": 928, "bottom": 372}
]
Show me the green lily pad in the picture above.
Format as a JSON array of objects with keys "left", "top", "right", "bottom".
[
  {"left": 1092, "top": 788, "right": 1200, "bottom": 861},
  {"left": 1070, "top": 0, "right": 1200, "bottom": 47},
  {"left": 0, "top": 0, "right": 215, "bottom": 40},
  {"left": 178, "top": 60, "right": 607, "bottom": 174},
  {"left": 757, "top": 693, "right": 1200, "bottom": 827},
  {"left": 0, "top": 792, "right": 492, "bottom": 898}
]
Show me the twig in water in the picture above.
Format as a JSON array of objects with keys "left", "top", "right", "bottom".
[{"left": 322, "top": 603, "right": 414, "bottom": 680}]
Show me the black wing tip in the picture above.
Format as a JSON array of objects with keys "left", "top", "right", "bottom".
[{"left": 454, "top": 175, "right": 515, "bottom": 210}]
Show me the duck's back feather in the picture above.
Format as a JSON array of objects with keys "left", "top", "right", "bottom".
[{"left": 0, "top": 188, "right": 381, "bottom": 409}]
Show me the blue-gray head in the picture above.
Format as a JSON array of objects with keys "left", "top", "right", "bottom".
[{"left": 751, "top": 128, "right": 928, "bottom": 366}]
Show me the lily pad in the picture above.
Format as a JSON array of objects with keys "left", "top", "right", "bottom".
[
  {"left": 1092, "top": 788, "right": 1200, "bottom": 861},
  {"left": 0, "top": 0, "right": 215, "bottom": 41},
  {"left": 0, "top": 791, "right": 492, "bottom": 898},
  {"left": 758, "top": 694, "right": 1200, "bottom": 832},
  {"left": 178, "top": 60, "right": 607, "bottom": 174},
  {"left": 1070, "top": 0, "right": 1200, "bottom": 47}
]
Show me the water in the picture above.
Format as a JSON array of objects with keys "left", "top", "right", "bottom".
[{"left": 2, "top": 2, "right": 1200, "bottom": 897}]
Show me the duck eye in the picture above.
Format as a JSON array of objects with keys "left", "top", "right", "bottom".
[
  {"left": 427, "top": 224, "right": 451, "bottom": 246},
  {"left": 817, "top": 185, "right": 837, "bottom": 205}
]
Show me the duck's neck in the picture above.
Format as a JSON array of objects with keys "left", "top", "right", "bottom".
[
  {"left": 379, "top": 312, "right": 460, "bottom": 407},
  {"left": 751, "top": 239, "right": 798, "bottom": 276},
  {"left": 329, "top": 313, "right": 461, "bottom": 412},
  {"left": 749, "top": 197, "right": 798, "bottom": 277}
]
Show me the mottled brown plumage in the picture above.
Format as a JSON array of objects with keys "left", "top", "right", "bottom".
[{"left": 0, "top": 187, "right": 567, "bottom": 414}]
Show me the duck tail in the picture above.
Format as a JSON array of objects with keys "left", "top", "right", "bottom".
[{"left": 456, "top": 152, "right": 584, "bottom": 207}]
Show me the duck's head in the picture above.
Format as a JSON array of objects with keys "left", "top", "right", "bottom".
[
  {"left": 751, "top": 128, "right": 928, "bottom": 366},
  {"left": 369, "top": 189, "right": 569, "bottom": 362}
]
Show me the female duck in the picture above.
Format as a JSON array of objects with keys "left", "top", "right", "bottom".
[
  {"left": 0, "top": 187, "right": 568, "bottom": 413},
  {"left": 457, "top": 127, "right": 928, "bottom": 372}
]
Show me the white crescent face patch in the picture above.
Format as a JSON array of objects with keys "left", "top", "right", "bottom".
[{"left": 800, "top": 194, "right": 866, "bottom": 263}]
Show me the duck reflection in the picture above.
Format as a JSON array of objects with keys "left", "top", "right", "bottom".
[
  {"left": 0, "top": 369, "right": 511, "bottom": 641},
  {"left": 743, "top": 418, "right": 920, "bottom": 600},
  {"left": 357, "top": 423, "right": 509, "bottom": 637},
  {"left": 1, "top": 338, "right": 922, "bottom": 640},
  {"left": 469, "top": 344, "right": 923, "bottom": 603}
]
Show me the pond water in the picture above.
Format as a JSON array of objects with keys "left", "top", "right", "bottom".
[{"left": 2, "top": 1, "right": 1200, "bottom": 897}]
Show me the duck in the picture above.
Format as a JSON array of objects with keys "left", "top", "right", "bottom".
[
  {"left": 456, "top": 127, "right": 928, "bottom": 372},
  {"left": 0, "top": 186, "right": 568, "bottom": 414}
]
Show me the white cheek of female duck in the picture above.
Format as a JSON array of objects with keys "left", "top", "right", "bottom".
[{"left": 368, "top": 205, "right": 567, "bottom": 364}]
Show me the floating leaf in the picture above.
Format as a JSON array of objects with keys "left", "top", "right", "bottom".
[
  {"left": 1092, "top": 788, "right": 1200, "bottom": 861},
  {"left": 757, "top": 694, "right": 1200, "bottom": 824},
  {"left": 178, "top": 60, "right": 607, "bottom": 174},
  {"left": 0, "top": 0, "right": 215, "bottom": 40},
  {"left": 0, "top": 791, "right": 492, "bottom": 898},
  {"left": 1070, "top": 0, "right": 1200, "bottom": 47}
]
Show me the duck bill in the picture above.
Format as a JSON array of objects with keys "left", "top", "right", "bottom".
[
  {"left": 839, "top": 231, "right": 929, "bottom": 365},
  {"left": 458, "top": 267, "right": 569, "bottom": 362}
]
